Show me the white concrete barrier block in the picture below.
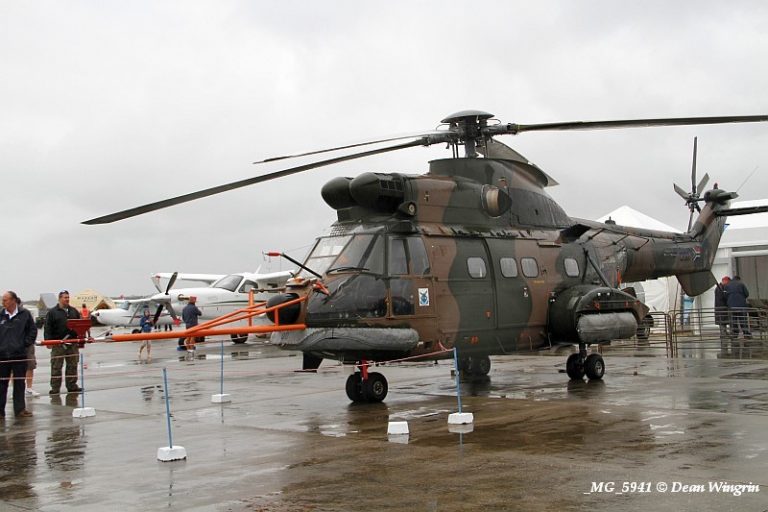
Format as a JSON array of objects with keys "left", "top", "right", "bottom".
[
  {"left": 448, "top": 412, "right": 474, "bottom": 425},
  {"left": 387, "top": 420, "right": 409, "bottom": 435},
  {"left": 448, "top": 423, "right": 474, "bottom": 434},
  {"left": 157, "top": 446, "right": 187, "bottom": 462},
  {"left": 387, "top": 434, "right": 410, "bottom": 444},
  {"left": 72, "top": 407, "right": 96, "bottom": 418},
  {"left": 211, "top": 393, "right": 231, "bottom": 403}
]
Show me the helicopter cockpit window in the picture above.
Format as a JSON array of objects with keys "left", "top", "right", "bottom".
[
  {"left": 467, "top": 257, "right": 487, "bottom": 279},
  {"left": 521, "top": 258, "right": 539, "bottom": 278},
  {"left": 212, "top": 274, "right": 243, "bottom": 292},
  {"left": 500, "top": 257, "right": 518, "bottom": 278},
  {"left": 304, "top": 234, "right": 384, "bottom": 277},
  {"left": 564, "top": 258, "right": 580, "bottom": 278},
  {"left": 239, "top": 280, "right": 258, "bottom": 293},
  {"left": 388, "top": 236, "right": 430, "bottom": 276}
]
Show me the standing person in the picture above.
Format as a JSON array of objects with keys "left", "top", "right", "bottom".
[
  {"left": 25, "top": 344, "right": 39, "bottom": 397},
  {"left": 80, "top": 303, "right": 91, "bottom": 337},
  {"left": 138, "top": 309, "right": 153, "bottom": 362},
  {"left": 182, "top": 296, "right": 202, "bottom": 353},
  {"left": 714, "top": 276, "right": 731, "bottom": 345},
  {"left": 0, "top": 291, "right": 37, "bottom": 418},
  {"left": 44, "top": 291, "right": 82, "bottom": 394},
  {"left": 724, "top": 275, "right": 752, "bottom": 340}
]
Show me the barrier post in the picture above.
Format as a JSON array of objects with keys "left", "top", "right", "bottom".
[
  {"left": 211, "top": 338, "right": 231, "bottom": 403},
  {"left": 158, "top": 367, "right": 186, "bottom": 461},
  {"left": 72, "top": 353, "right": 95, "bottom": 418},
  {"left": 448, "top": 347, "right": 473, "bottom": 428}
]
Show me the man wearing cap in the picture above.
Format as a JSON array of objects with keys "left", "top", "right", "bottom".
[
  {"left": 44, "top": 291, "right": 82, "bottom": 394},
  {"left": 181, "top": 296, "right": 202, "bottom": 352}
]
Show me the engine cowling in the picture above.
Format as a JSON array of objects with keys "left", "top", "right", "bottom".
[{"left": 548, "top": 285, "right": 648, "bottom": 344}]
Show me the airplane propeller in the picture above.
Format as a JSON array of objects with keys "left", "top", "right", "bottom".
[
  {"left": 153, "top": 271, "right": 179, "bottom": 324},
  {"left": 673, "top": 137, "right": 711, "bottom": 232},
  {"left": 83, "top": 112, "right": 768, "bottom": 225}
]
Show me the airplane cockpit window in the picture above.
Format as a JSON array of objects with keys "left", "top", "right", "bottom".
[
  {"left": 239, "top": 280, "right": 258, "bottom": 293},
  {"left": 212, "top": 274, "right": 243, "bottom": 292},
  {"left": 119, "top": 302, "right": 131, "bottom": 311}
]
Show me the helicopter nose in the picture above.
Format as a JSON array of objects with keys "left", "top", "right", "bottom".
[{"left": 266, "top": 293, "right": 301, "bottom": 324}]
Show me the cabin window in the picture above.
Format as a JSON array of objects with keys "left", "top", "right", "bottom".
[
  {"left": 239, "top": 280, "right": 258, "bottom": 293},
  {"left": 564, "top": 258, "right": 580, "bottom": 277},
  {"left": 500, "top": 257, "right": 518, "bottom": 278},
  {"left": 388, "top": 236, "right": 430, "bottom": 276},
  {"left": 389, "top": 238, "right": 408, "bottom": 275},
  {"left": 521, "top": 257, "right": 539, "bottom": 278},
  {"left": 467, "top": 257, "right": 487, "bottom": 279}
]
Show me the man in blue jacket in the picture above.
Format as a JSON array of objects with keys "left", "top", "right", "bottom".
[
  {"left": 0, "top": 291, "right": 37, "bottom": 418},
  {"left": 724, "top": 275, "right": 752, "bottom": 339}
]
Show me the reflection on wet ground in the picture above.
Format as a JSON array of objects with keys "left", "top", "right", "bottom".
[{"left": 0, "top": 335, "right": 766, "bottom": 511}]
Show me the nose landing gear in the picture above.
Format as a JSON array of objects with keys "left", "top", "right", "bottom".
[
  {"left": 345, "top": 360, "right": 389, "bottom": 402},
  {"left": 566, "top": 343, "right": 605, "bottom": 381}
]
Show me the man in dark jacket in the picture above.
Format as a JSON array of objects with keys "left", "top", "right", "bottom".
[
  {"left": 44, "top": 290, "right": 82, "bottom": 394},
  {"left": 714, "top": 276, "right": 730, "bottom": 344},
  {"left": 724, "top": 276, "right": 751, "bottom": 339},
  {"left": 0, "top": 291, "right": 37, "bottom": 417},
  {"left": 182, "top": 296, "right": 202, "bottom": 352}
]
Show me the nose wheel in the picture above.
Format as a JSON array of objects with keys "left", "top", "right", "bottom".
[
  {"left": 565, "top": 344, "right": 605, "bottom": 381},
  {"left": 345, "top": 362, "right": 388, "bottom": 402}
]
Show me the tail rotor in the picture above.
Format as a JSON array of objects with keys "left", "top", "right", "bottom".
[{"left": 674, "top": 137, "right": 709, "bottom": 231}]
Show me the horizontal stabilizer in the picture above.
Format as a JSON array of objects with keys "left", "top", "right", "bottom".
[
  {"left": 714, "top": 205, "right": 768, "bottom": 217},
  {"left": 676, "top": 270, "right": 716, "bottom": 297}
]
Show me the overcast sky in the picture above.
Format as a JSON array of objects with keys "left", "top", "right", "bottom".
[{"left": 2, "top": 1, "right": 767, "bottom": 300}]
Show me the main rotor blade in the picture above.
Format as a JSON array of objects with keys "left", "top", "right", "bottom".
[
  {"left": 509, "top": 115, "right": 768, "bottom": 134},
  {"left": 253, "top": 130, "right": 444, "bottom": 164},
  {"left": 83, "top": 138, "right": 430, "bottom": 224}
]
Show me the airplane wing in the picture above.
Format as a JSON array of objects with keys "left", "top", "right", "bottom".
[{"left": 151, "top": 273, "right": 226, "bottom": 292}]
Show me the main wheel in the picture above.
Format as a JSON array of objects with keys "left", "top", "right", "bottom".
[
  {"left": 584, "top": 353, "right": 605, "bottom": 380},
  {"left": 363, "top": 372, "right": 388, "bottom": 403},
  {"left": 345, "top": 373, "right": 365, "bottom": 402},
  {"left": 472, "top": 355, "right": 491, "bottom": 376},
  {"left": 230, "top": 334, "right": 248, "bottom": 344},
  {"left": 566, "top": 353, "right": 585, "bottom": 380}
]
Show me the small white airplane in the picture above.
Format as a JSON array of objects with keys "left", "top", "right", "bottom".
[{"left": 93, "top": 270, "right": 293, "bottom": 343}]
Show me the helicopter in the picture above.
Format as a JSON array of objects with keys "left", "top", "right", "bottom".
[{"left": 85, "top": 110, "right": 768, "bottom": 403}]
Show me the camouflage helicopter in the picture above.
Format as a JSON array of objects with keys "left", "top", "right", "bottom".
[{"left": 86, "top": 110, "right": 768, "bottom": 403}]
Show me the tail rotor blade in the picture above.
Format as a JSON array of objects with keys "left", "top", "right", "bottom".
[
  {"left": 690, "top": 137, "right": 698, "bottom": 193},
  {"left": 697, "top": 173, "right": 710, "bottom": 194},
  {"left": 674, "top": 183, "right": 689, "bottom": 201}
]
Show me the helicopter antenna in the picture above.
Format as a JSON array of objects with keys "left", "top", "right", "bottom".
[{"left": 736, "top": 165, "right": 760, "bottom": 193}]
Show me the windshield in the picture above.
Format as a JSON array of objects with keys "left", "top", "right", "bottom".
[
  {"left": 119, "top": 302, "right": 130, "bottom": 311},
  {"left": 211, "top": 274, "right": 243, "bottom": 292},
  {"left": 302, "top": 234, "right": 384, "bottom": 277}
]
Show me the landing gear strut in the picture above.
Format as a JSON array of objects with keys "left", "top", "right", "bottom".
[
  {"left": 566, "top": 344, "right": 604, "bottom": 381},
  {"left": 345, "top": 361, "right": 388, "bottom": 403}
]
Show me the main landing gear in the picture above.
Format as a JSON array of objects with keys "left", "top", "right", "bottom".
[
  {"left": 345, "top": 361, "right": 388, "bottom": 403},
  {"left": 565, "top": 343, "right": 605, "bottom": 381}
]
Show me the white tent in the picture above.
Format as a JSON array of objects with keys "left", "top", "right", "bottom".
[{"left": 596, "top": 206, "right": 681, "bottom": 313}]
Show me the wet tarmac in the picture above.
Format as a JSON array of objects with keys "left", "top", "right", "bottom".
[{"left": 1, "top": 331, "right": 767, "bottom": 511}]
